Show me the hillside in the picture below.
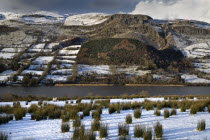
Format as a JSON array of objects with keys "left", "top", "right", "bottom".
[
  {"left": 0, "top": 12, "right": 210, "bottom": 85},
  {"left": 77, "top": 38, "right": 183, "bottom": 70}
]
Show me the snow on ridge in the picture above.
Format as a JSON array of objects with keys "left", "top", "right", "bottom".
[
  {"left": 64, "top": 13, "right": 110, "bottom": 26},
  {"left": 0, "top": 11, "right": 65, "bottom": 24}
]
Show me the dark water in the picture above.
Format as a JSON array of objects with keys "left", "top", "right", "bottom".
[{"left": 0, "top": 86, "right": 210, "bottom": 97}]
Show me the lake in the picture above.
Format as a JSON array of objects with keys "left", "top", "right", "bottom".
[{"left": 0, "top": 86, "right": 210, "bottom": 97}]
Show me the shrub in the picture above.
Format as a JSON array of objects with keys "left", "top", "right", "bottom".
[
  {"left": 91, "top": 120, "right": 101, "bottom": 131},
  {"left": 116, "top": 106, "right": 121, "bottom": 114},
  {"left": 61, "top": 123, "right": 70, "bottom": 133},
  {"left": 134, "top": 125, "right": 144, "bottom": 138},
  {"left": 13, "top": 101, "right": 20, "bottom": 108},
  {"left": 144, "top": 102, "right": 154, "bottom": 111},
  {"left": 143, "top": 128, "right": 152, "bottom": 140},
  {"left": 0, "top": 115, "right": 13, "bottom": 125},
  {"left": 84, "top": 130, "right": 96, "bottom": 140},
  {"left": 14, "top": 107, "right": 26, "bottom": 121},
  {"left": 0, "top": 132, "right": 8, "bottom": 140},
  {"left": 48, "top": 109, "right": 62, "bottom": 119},
  {"left": 164, "top": 109, "right": 170, "bottom": 119},
  {"left": 79, "top": 124, "right": 85, "bottom": 140},
  {"left": 190, "top": 105, "right": 198, "bottom": 115},
  {"left": 125, "top": 114, "right": 132, "bottom": 124},
  {"left": 0, "top": 105, "right": 13, "bottom": 114},
  {"left": 72, "top": 127, "right": 80, "bottom": 139},
  {"left": 38, "top": 100, "right": 43, "bottom": 106},
  {"left": 31, "top": 109, "right": 47, "bottom": 121},
  {"left": 83, "top": 109, "right": 90, "bottom": 117},
  {"left": 109, "top": 105, "right": 116, "bottom": 114},
  {"left": 62, "top": 114, "right": 70, "bottom": 123},
  {"left": 197, "top": 120, "right": 206, "bottom": 131},
  {"left": 180, "top": 106, "right": 186, "bottom": 112},
  {"left": 134, "top": 109, "right": 141, "bottom": 119},
  {"left": 73, "top": 118, "right": 81, "bottom": 127},
  {"left": 99, "top": 124, "right": 108, "bottom": 138},
  {"left": 170, "top": 109, "right": 177, "bottom": 116},
  {"left": 118, "top": 124, "right": 129, "bottom": 136},
  {"left": 154, "top": 110, "right": 161, "bottom": 116},
  {"left": 69, "top": 110, "right": 78, "bottom": 120},
  {"left": 92, "top": 111, "right": 100, "bottom": 120},
  {"left": 28, "top": 104, "right": 39, "bottom": 113},
  {"left": 154, "top": 122, "right": 163, "bottom": 138}
]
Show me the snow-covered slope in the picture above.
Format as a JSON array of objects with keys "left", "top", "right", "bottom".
[
  {"left": 182, "top": 43, "right": 210, "bottom": 58},
  {"left": 64, "top": 13, "right": 109, "bottom": 26},
  {"left": 0, "top": 11, "right": 65, "bottom": 24}
]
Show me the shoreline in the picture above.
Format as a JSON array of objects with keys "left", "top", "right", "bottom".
[{"left": 55, "top": 84, "right": 186, "bottom": 87}]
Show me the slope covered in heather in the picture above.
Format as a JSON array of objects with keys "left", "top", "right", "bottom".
[{"left": 77, "top": 38, "right": 184, "bottom": 70}]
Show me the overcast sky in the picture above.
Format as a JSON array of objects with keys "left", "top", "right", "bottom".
[
  {"left": 0, "top": 0, "right": 210, "bottom": 23},
  {"left": 0, "top": 0, "right": 140, "bottom": 14}
]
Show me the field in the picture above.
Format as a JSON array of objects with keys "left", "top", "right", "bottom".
[{"left": 0, "top": 96, "right": 210, "bottom": 140}]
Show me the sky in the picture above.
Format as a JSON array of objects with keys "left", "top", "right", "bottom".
[
  {"left": 0, "top": 0, "right": 140, "bottom": 14},
  {"left": 0, "top": 0, "right": 210, "bottom": 23}
]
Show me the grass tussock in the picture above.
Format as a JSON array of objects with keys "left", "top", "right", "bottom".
[
  {"left": 170, "top": 109, "right": 177, "bottom": 116},
  {"left": 0, "top": 115, "right": 13, "bottom": 125},
  {"left": 14, "top": 107, "right": 26, "bottom": 121},
  {"left": 84, "top": 130, "right": 96, "bottom": 140},
  {"left": 99, "top": 124, "right": 108, "bottom": 138},
  {"left": 125, "top": 114, "right": 132, "bottom": 124},
  {"left": 154, "top": 122, "right": 163, "bottom": 138},
  {"left": 118, "top": 124, "right": 129, "bottom": 136},
  {"left": 164, "top": 109, "right": 170, "bottom": 119},
  {"left": 61, "top": 123, "right": 70, "bottom": 133},
  {"left": 134, "top": 109, "right": 141, "bottom": 119},
  {"left": 154, "top": 109, "right": 161, "bottom": 116},
  {"left": 92, "top": 111, "right": 101, "bottom": 120},
  {"left": 190, "top": 105, "right": 198, "bottom": 115},
  {"left": 197, "top": 120, "right": 206, "bottom": 131},
  {"left": 73, "top": 118, "right": 81, "bottom": 127},
  {"left": 0, "top": 132, "right": 8, "bottom": 140},
  {"left": 134, "top": 124, "right": 144, "bottom": 138},
  {"left": 91, "top": 119, "right": 101, "bottom": 132},
  {"left": 143, "top": 128, "right": 152, "bottom": 140}
]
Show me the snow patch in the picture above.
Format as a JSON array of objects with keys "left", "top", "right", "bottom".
[{"left": 64, "top": 13, "right": 109, "bottom": 26}]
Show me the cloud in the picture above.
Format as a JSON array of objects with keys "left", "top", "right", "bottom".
[
  {"left": 131, "top": 0, "right": 210, "bottom": 23},
  {"left": 0, "top": 0, "right": 39, "bottom": 12},
  {"left": 0, "top": 0, "right": 139, "bottom": 14}
]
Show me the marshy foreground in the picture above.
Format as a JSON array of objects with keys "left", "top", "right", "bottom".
[{"left": 0, "top": 95, "right": 210, "bottom": 139}]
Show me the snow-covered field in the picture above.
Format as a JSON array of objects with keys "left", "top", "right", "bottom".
[
  {"left": 32, "top": 56, "right": 54, "bottom": 65},
  {"left": 0, "top": 53, "right": 16, "bottom": 59},
  {"left": 181, "top": 74, "right": 210, "bottom": 83},
  {"left": 0, "top": 70, "right": 16, "bottom": 82},
  {"left": 78, "top": 65, "right": 151, "bottom": 76},
  {"left": 21, "top": 70, "right": 43, "bottom": 76},
  {"left": 0, "top": 98, "right": 210, "bottom": 140}
]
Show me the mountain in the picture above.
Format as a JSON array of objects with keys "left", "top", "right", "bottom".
[
  {"left": 0, "top": 11, "right": 65, "bottom": 24},
  {"left": 0, "top": 12, "right": 210, "bottom": 85}
]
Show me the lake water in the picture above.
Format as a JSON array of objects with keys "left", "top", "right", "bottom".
[{"left": 0, "top": 86, "right": 210, "bottom": 97}]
